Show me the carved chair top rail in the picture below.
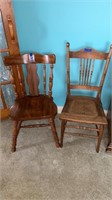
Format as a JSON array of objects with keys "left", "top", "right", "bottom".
[
  {"left": 69, "top": 50, "right": 108, "bottom": 60},
  {"left": 3, "top": 53, "right": 56, "bottom": 65},
  {"left": 66, "top": 42, "right": 112, "bottom": 60}
]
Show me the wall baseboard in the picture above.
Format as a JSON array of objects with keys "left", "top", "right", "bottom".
[
  {"left": 57, "top": 106, "right": 63, "bottom": 114},
  {"left": 57, "top": 106, "right": 108, "bottom": 116}
]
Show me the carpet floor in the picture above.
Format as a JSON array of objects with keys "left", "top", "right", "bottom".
[{"left": 0, "top": 117, "right": 112, "bottom": 200}]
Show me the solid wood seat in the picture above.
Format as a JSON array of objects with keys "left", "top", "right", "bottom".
[
  {"left": 10, "top": 95, "right": 57, "bottom": 120},
  {"left": 59, "top": 42, "right": 112, "bottom": 153},
  {"left": 3, "top": 53, "right": 60, "bottom": 152}
]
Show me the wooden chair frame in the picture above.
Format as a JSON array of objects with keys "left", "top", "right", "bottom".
[
  {"left": 59, "top": 42, "right": 112, "bottom": 153},
  {"left": 3, "top": 53, "right": 60, "bottom": 152}
]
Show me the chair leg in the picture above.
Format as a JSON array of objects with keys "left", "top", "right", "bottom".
[
  {"left": 96, "top": 125, "right": 104, "bottom": 153},
  {"left": 60, "top": 120, "right": 67, "bottom": 147},
  {"left": 49, "top": 118, "right": 60, "bottom": 148},
  {"left": 11, "top": 121, "right": 22, "bottom": 152},
  {"left": 96, "top": 124, "right": 99, "bottom": 136}
]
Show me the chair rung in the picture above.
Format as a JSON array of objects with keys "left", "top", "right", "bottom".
[
  {"left": 65, "top": 131, "right": 97, "bottom": 139},
  {"left": 65, "top": 125, "right": 99, "bottom": 131},
  {"left": 21, "top": 124, "right": 50, "bottom": 128}
]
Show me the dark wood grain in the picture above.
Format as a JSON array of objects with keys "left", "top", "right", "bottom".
[{"left": 3, "top": 53, "right": 60, "bottom": 152}]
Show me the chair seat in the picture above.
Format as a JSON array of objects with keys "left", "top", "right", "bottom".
[
  {"left": 10, "top": 95, "right": 57, "bottom": 120},
  {"left": 60, "top": 96, "right": 107, "bottom": 125}
]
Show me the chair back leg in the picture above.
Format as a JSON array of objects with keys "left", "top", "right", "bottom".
[
  {"left": 96, "top": 125, "right": 104, "bottom": 153},
  {"left": 12, "top": 121, "right": 22, "bottom": 152},
  {"left": 60, "top": 120, "right": 67, "bottom": 147},
  {"left": 49, "top": 118, "right": 60, "bottom": 147}
]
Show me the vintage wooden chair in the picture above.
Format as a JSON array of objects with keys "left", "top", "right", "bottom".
[
  {"left": 3, "top": 53, "right": 60, "bottom": 152},
  {"left": 59, "top": 42, "right": 112, "bottom": 152}
]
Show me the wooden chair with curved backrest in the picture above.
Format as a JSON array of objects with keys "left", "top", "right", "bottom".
[
  {"left": 59, "top": 42, "right": 112, "bottom": 153},
  {"left": 3, "top": 53, "right": 60, "bottom": 152}
]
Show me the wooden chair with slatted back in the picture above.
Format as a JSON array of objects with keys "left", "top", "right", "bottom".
[
  {"left": 3, "top": 53, "right": 60, "bottom": 152},
  {"left": 59, "top": 42, "right": 112, "bottom": 153}
]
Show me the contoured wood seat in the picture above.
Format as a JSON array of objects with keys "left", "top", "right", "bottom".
[
  {"left": 59, "top": 42, "right": 112, "bottom": 152},
  {"left": 10, "top": 95, "right": 57, "bottom": 121},
  {"left": 3, "top": 53, "right": 60, "bottom": 152}
]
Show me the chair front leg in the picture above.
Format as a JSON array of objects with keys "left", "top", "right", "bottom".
[
  {"left": 96, "top": 125, "right": 104, "bottom": 153},
  {"left": 60, "top": 120, "right": 67, "bottom": 147},
  {"left": 12, "top": 121, "right": 22, "bottom": 152},
  {"left": 49, "top": 118, "right": 60, "bottom": 148}
]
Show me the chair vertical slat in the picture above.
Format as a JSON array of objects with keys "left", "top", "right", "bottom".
[
  {"left": 84, "top": 59, "right": 89, "bottom": 85},
  {"left": 43, "top": 64, "right": 46, "bottom": 95},
  {"left": 26, "top": 63, "right": 39, "bottom": 96},
  {"left": 49, "top": 64, "right": 53, "bottom": 97},
  {"left": 86, "top": 59, "right": 91, "bottom": 85},
  {"left": 79, "top": 59, "right": 82, "bottom": 85},
  {"left": 89, "top": 59, "right": 95, "bottom": 85},
  {"left": 82, "top": 59, "right": 85, "bottom": 85}
]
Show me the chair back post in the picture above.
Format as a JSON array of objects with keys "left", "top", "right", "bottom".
[
  {"left": 97, "top": 44, "right": 112, "bottom": 99},
  {"left": 66, "top": 42, "right": 70, "bottom": 97},
  {"left": 43, "top": 63, "right": 46, "bottom": 95}
]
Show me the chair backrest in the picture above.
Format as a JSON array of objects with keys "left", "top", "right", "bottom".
[
  {"left": 3, "top": 53, "right": 56, "bottom": 98},
  {"left": 66, "top": 42, "right": 112, "bottom": 99}
]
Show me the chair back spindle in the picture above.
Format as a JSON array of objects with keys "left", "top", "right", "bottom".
[
  {"left": 79, "top": 58, "right": 95, "bottom": 86},
  {"left": 43, "top": 64, "right": 46, "bottom": 95},
  {"left": 49, "top": 64, "right": 53, "bottom": 97}
]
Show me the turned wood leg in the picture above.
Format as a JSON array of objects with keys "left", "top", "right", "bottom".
[
  {"left": 96, "top": 124, "right": 99, "bottom": 137},
  {"left": 60, "top": 120, "right": 67, "bottom": 147},
  {"left": 96, "top": 125, "right": 104, "bottom": 153},
  {"left": 49, "top": 118, "right": 60, "bottom": 148},
  {"left": 12, "top": 121, "right": 22, "bottom": 152}
]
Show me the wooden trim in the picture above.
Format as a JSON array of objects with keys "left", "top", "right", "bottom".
[
  {"left": 0, "top": 0, "right": 26, "bottom": 120},
  {"left": 0, "top": 0, "right": 26, "bottom": 98},
  {"left": 0, "top": 0, "right": 20, "bottom": 55},
  {"left": 0, "top": 108, "right": 9, "bottom": 120}
]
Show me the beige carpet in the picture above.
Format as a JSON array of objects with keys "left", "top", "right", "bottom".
[{"left": 0, "top": 117, "right": 112, "bottom": 200}]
